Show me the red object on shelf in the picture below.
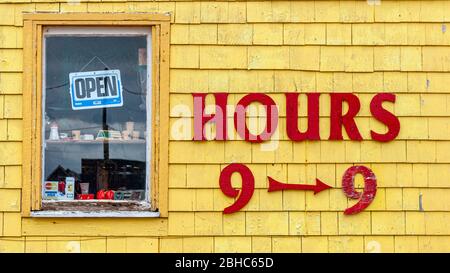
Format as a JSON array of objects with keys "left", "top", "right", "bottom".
[
  {"left": 96, "top": 190, "right": 105, "bottom": 199},
  {"left": 76, "top": 194, "right": 94, "bottom": 200},
  {"left": 58, "top": 181, "right": 65, "bottom": 194},
  {"left": 105, "top": 190, "right": 115, "bottom": 200}
]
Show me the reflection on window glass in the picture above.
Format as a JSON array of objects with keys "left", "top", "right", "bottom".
[{"left": 43, "top": 32, "right": 150, "bottom": 202}]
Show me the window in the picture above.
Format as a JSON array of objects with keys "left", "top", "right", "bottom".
[{"left": 22, "top": 14, "right": 170, "bottom": 217}]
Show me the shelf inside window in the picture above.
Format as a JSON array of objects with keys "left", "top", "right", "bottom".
[{"left": 46, "top": 139, "right": 146, "bottom": 144}]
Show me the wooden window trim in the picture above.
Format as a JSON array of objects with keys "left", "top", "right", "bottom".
[{"left": 21, "top": 13, "right": 170, "bottom": 217}]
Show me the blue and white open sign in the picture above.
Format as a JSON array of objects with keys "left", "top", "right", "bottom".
[{"left": 69, "top": 70, "right": 123, "bottom": 110}]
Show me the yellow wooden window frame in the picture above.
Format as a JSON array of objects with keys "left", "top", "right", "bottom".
[{"left": 21, "top": 13, "right": 170, "bottom": 217}]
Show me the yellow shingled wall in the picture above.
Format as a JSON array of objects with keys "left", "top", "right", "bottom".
[{"left": 1, "top": 0, "right": 450, "bottom": 253}]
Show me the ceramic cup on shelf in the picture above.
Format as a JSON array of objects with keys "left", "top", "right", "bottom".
[
  {"left": 132, "top": 131, "right": 140, "bottom": 140},
  {"left": 49, "top": 122, "right": 60, "bottom": 140},
  {"left": 79, "top": 183, "right": 89, "bottom": 194},
  {"left": 125, "top": 122, "right": 134, "bottom": 133},
  {"left": 122, "top": 130, "right": 130, "bottom": 140},
  {"left": 72, "top": 130, "right": 81, "bottom": 140}
]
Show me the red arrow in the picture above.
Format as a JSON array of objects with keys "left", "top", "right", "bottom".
[{"left": 268, "top": 177, "right": 333, "bottom": 194}]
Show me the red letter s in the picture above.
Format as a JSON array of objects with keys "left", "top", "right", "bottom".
[{"left": 370, "top": 93, "right": 400, "bottom": 142}]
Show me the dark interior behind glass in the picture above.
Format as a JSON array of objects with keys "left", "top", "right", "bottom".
[{"left": 43, "top": 35, "right": 148, "bottom": 202}]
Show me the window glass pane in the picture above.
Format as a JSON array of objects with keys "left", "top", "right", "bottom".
[{"left": 43, "top": 29, "right": 150, "bottom": 203}]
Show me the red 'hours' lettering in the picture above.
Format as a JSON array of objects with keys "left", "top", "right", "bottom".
[{"left": 193, "top": 92, "right": 400, "bottom": 142}]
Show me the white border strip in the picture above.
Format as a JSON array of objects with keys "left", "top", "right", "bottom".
[
  {"left": 31, "top": 210, "right": 160, "bottom": 218},
  {"left": 44, "top": 26, "right": 151, "bottom": 36},
  {"left": 42, "top": 26, "right": 153, "bottom": 209}
]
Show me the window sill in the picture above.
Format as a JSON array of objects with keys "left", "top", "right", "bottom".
[
  {"left": 41, "top": 200, "right": 151, "bottom": 212},
  {"left": 30, "top": 210, "right": 160, "bottom": 218}
]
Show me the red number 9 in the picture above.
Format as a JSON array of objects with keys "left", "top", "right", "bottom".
[
  {"left": 342, "top": 166, "right": 377, "bottom": 215},
  {"left": 219, "top": 163, "right": 255, "bottom": 214}
]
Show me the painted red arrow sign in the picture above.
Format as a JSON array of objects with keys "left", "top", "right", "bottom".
[{"left": 267, "top": 177, "right": 333, "bottom": 194}]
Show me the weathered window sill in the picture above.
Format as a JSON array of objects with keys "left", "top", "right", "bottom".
[
  {"left": 30, "top": 210, "right": 160, "bottom": 218},
  {"left": 42, "top": 200, "right": 152, "bottom": 211}
]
